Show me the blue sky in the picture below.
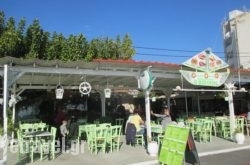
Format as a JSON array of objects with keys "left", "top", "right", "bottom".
[{"left": 1, "top": 0, "right": 250, "bottom": 64}]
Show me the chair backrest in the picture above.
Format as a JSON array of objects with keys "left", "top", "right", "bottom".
[
  {"left": 202, "top": 120, "right": 213, "bottom": 130},
  {"left": 19, "top": 123, "right": 34, "bottom": 133},
  {"left": 115, "top": 118, "right": 124, "bottom": 126},
  {"left": 51, "top": 127, "right": 57, "bottom": 140},
  {"left": 94, "top": 120, "right": 100, "bottom": 124},
  {"left": 85, "top": 124, "right": 97, "bottom": 142},
  {"left": 99, "top": 123, "right": 111, "bottom": 128},
  {"left": 93, "top": 126, "right": 109, "bottom": 141},
  {"left": 78, "top": 125, "right": 86, "bottom": 133},
  {"left": 34, "top": 122, "right": 48, "bottom": 131},
  {"left": 110, "top": 125, "right": 122, "bottom": 138},
  {"left": 17, "top": 130, "right": 28, "bottom": 154},
  {"left": 236, "top": 117, "right": 245, "bottom": 133}
]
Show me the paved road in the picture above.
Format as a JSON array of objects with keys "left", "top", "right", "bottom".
[
  {"left": 4, "top": 135, "right": 250, "bottom": 165},
  {"left": 198, "top": 149, "right": 250, "bottom": 165}
]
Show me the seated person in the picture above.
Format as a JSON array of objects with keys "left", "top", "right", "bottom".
[
  {"left": 125, "top": 109, "right": 146, "bottom": 145},
  {"left": 127, "top": 108, "right": 145, "bottom": 134}
]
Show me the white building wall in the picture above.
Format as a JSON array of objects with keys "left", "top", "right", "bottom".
[{"left": 222, "top": 10, "right": 250, "bottom": 69}]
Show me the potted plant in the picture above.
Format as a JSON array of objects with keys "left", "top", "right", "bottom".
[
  {"left": 234, "top": 127, "right": 245, "bottom": 144},
  {"left": 147, "top": 136, "right": 159, "bottom": 156}
]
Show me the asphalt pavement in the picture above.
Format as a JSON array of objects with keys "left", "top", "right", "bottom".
[{"left": 3, "top": 135, "right": 250, "bottom": 165}]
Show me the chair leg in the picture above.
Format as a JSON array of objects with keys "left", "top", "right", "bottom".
[{"left": 135, "top": 135, "right": 144, "bottom": 146}]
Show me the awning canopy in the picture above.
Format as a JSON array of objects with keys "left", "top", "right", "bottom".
[
  {"left": 0, "top": 56, "right": 250, "bottom": 96},
  {"left": 0, "top": 57, "right": 186, "bottom": 96}
]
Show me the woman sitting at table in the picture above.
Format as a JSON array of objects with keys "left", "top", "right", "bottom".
[
  {"left": 125, "top": 108, "right": 146, "bottom": 145},
  {"left": 151, "top": 105, "right": 172, "bottom": 131}
]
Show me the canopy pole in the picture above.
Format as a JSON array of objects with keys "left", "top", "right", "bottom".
[
  {"left": 185, "top": 91, "right": 188, "bottom": 117},
  {"left": 145, "top": 90, "right": 152, "bottom": 142},
  {"left": 2, "top": 64, "right": 9, "bottom": 163},
  {"left": 11, "top": 84, "right": 17, "bottom": 146},
  {"left": 197, "top": 92, "right": 201, "bottom": 115},
  {"left": 228, "top": 89, "right": 236, "bottom": 139}
]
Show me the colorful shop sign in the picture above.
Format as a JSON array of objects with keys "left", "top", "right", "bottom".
[{"left": 180, "top": 49, "right": 230, "bottom": 87}]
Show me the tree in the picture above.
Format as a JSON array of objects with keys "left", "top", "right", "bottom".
[
  {"left": 15, "top": 18, "right": 26, "bottom": 58},
  {"left": 24, "top": 19, "right": 43, "bottom": 59},
  {"left": 47, "top": 32, "right": 66, "bottom": 60},
  {"left": 39, "top": 31, "right": 50, "bottom": 59},
  {"left": 115, "top": 35, "right": 122, "bottom": 59},
  {"left": 61, "top": 34, "right": 88, "bottom": 61},
  {"left": 0, "top": 11, "right": 5, "bottom": 36},
  {"left": 120, "top": 34, "right": 135, "bottom": 59},
  {"left": 0, "top": 11, "right": 136, "bottom": 61},
  {"left": 0, "top": 17, "right": 20, "bottom": 57}
]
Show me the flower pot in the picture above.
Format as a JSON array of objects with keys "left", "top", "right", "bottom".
[
  {"left": 234, "top": 133, "right": 245, "bottom": 144},
  {"left": 147, "top": 141, "right": 159, "bottom": 156}
]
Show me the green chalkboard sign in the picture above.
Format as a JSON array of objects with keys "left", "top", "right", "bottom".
[{"left": 158, "top": 125, "right": 200, "bottom": 165}]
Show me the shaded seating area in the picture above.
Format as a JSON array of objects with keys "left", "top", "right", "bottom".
[
  {"left": 16, "top": 122, "right": 56, "bottom": 163},
  {"left": 39, "top": 126, "right": 57, "bottom": 160},
  {"left": 183, "top": 115, "right": 250, "bottom": 143},
  {"left": 77, "top": 122, "right": 124, "bottom": 154}
]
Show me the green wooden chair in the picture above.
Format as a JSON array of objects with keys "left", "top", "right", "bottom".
[
  {"left": 115, "top": 118, "right": 124, "bottom": 126},
  {"left": 19, "top": 123, "right": 34, "bottom": 133},
  {"left": 39, "top": 126, "right": 57, "bottom": 160},
  {"left": 17, "top": 130, "right": 28, "bottom": 161},
  {"left": 91, "top": 126, "right": 109, "bottom": 154},
  {"left": 198, "top": 120, "right": 213, "bottom": 142},
  {"left": 235, "top": 117, "right": 245, "bottom": 134},
  {"left": 84, "top": 124, "right": 97, "bottom": 149},
  {"left": 135, "top": 134, "right": 144, "bottom": 146},
  {"left": 98, "top": 123, "right": 111, "bottom": 128},
  {"left": 221, "top": 119, "right": 231, "bottom": 139},
  {"left": 107, "top": 125, "right": 122, "bottom": 152},
  {"left": 78, "top": 125, "right": 86, "bottom": 144}
]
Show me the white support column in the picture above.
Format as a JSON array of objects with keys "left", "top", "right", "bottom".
[
  {"left": 2, "top": 65, "right": 8, "bottom": 164},
  {"left": 228, "top": 90, "right": 236, "bottom": 139},
  {"left": 11, "top": 84, "right": 16, "bottom": 146},
  {"left": 145, "top": 90, "right": 151, "bottom": 142}
]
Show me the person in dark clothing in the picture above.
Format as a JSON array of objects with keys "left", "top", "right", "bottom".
[
  {"left": 125, "top": 122, "right": 137, "bottom": 145},
  {"left": 68, "top": 115, "right": 78, "bottom": 140}
]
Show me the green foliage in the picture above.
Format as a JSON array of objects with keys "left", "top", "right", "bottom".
[
  {"left": 0, "top": 17, "right": 22, "bottom": 57},
  {"left": 7, "top": 108, "right": 18, "bottom": 135},
  {"left": 0, "top": 10, "right": 136, "bottom": 61},
  {"left": 0, "top": 11, "right": 5, "bottom": 35},
  {"left": 0, "top": 108, "right": 18, "bottom": 136}
]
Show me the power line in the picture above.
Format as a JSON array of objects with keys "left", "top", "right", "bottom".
[
  {"left": 134, "top": 46, "right": 224, "bottom": 54},
  {"left": 135, "top": 52, "right": 198, "bottom": 58},
  {"left": 134, "top": 46, "right": 250, "bottom": 55}
]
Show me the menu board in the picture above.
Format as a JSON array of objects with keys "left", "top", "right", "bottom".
[{"left": 158, "top": 125, "right": 200, "bottom": 165}]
